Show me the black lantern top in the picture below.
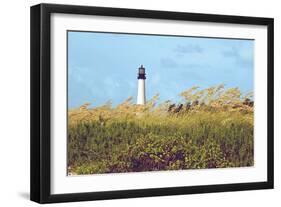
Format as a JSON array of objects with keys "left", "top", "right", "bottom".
[{"left": 138, "top": 65, "right": 146, "bottom": 79}]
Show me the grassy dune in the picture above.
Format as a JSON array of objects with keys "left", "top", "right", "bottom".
[{"left": 67, "top": 85, "right": 254, "bottom": 175}]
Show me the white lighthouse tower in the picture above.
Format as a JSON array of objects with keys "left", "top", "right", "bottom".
[{"left": 137, "top": 65, "right": 146, "bottom": 105}]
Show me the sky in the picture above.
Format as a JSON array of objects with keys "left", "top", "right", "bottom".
[{"left": 68, "top": 31, "right": 254, "bottom": 108}]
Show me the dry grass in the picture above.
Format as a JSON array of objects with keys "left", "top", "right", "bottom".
[{"left": 67, "top": 85, "right": 254, "bottom": 175}]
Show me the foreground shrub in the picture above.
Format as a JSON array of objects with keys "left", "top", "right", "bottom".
[{"left": 68, "top": 85, "right": 253, "bottom": 175}]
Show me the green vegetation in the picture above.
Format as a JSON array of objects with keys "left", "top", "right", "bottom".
[{"left": 67, "top": 85, "right": 254, "bottom": 175}]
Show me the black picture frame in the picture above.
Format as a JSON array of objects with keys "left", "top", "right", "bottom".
[{"left": 30, "top": 3, "right": 274, "bottom": 204}]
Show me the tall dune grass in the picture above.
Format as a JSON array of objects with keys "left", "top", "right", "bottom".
[{"left": 67, "top": 85, "right": 254, "bottom": 175}]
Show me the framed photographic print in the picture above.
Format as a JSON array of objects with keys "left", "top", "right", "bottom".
[{"left": 30, "top": 3, "right": 274, "bottom": 203}]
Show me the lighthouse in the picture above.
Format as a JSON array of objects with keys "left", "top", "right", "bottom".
[{"left": 137, "top": 65, "right": 146, "bottom": 105}]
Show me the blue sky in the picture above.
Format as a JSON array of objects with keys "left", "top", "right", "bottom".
[{"left": 68, "top": 31, "right": 254, "bottom": 108}]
